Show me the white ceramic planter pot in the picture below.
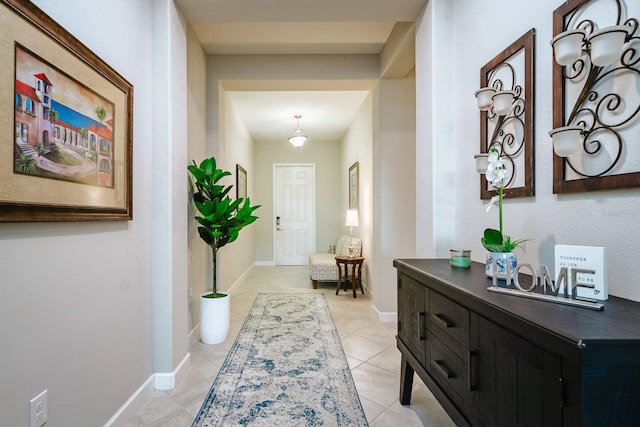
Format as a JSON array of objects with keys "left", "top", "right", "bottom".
[
  {"left": 485, "top": 252, "right": 517, "bottom": 280},
  {"left": 199, "top": 292, "right": 230, "bottom": 344}
]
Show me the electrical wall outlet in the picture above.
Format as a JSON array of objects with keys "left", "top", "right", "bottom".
[{"left": 29, "top": 390, "right": 47, "bottom": 427}]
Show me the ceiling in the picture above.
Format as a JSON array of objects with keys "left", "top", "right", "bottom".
[{"left": 174, "top": 0, "right": 426, "bottom": 142}]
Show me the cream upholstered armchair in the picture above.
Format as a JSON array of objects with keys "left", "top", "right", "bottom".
[{"left": 309, "top": 235, "right": 362, "bottom": 289}]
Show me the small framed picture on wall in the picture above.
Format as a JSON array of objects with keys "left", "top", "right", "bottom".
[
  {"left": 349, "top": 161, "right": 359, "bottom": 210},
  {"left": 236, "top": 164, "right": 247, "bottom": 200}
]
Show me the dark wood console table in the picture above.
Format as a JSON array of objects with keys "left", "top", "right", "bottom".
[{"left": 394, "top": 259, "right": 640, "bottom": 427}]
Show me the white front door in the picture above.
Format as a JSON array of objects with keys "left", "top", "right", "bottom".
[{"left": 274, "top": 164, "right": 315, "bottom": 265}]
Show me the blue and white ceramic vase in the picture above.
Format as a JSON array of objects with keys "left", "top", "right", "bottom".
[{"left": 485, "top": 252, "right": 517, "bottom": 280}]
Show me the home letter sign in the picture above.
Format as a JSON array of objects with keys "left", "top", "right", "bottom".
[
  {"left": 487, "top": 249, "right": 607, "bottom": 310},
  {"left": 555, "top": 245, "right": 607, "bottom": 301}
]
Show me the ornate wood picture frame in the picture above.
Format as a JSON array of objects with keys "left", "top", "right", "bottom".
[
  {"left": 551, "top": 0, "right": 640, "bottom": 194},
  {"left": 236, "top": 164, "right": 247, "bottom": 200},
  {"left": 478, "top": 29, "right": 535, "bottom": 200},
  {"left": 349, "top": 161, "right": 359, "bottom": 210},
  {"left": 1, "top": 0, "right": 133, "bottom": 221}
]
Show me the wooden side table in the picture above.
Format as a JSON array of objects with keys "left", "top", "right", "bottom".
[{"left": 335, "top": 255, "right": 365, "bottom": 298}]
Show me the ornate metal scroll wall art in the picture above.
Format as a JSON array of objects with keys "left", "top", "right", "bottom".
[
  {"left": 473, "top": 29, "right": 535, "bottom": 200},
  {"left": 550, "top": 0, "right": 640, "bottom": 194}
]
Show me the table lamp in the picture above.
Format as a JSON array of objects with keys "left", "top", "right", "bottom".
[{"left": 345, "top": 209, "right": 359, "bottom": 256}]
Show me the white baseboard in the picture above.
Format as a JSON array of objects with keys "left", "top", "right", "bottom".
[
  {"left": 372, "top": 304, "right": 397, "bottom": 323},
  {"left": 254, "top": 260, "right": 275, "bottom": 266},
  {"left": 226, "top": 264, "right": 255, "bottom": 294},
  {"left": 105, "top": 352, "right": 191, "bottom": 426},
  {"left": 188, "top": 324, "right": 200, "bottom": 344},
  {"left": 104, "top": 374, "right": 155, "bottom": 427},
  {"left": 155, "top": 352, "right": 191, "bottom": 390}
]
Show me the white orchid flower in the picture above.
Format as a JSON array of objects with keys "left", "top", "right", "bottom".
[
  {"left": 485, "top": 149, "right": 508, "bottom": 188},
  {"left": 487, "top": 149, "right": 504, "bottom": 167},
  {"left": 486, "top": 166, "right": 507, "bottom": 187},
  {"left": 481, "top": 148, "right": 527, "bottom": 253}
]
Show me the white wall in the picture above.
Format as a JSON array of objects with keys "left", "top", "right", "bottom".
[
  {"left": 0, "top": 0, "right": 191, "bottom": 424},
  {"left": 215, "top": 95, "right": 256, "bottom": 290},
  {"left": 206, "top": 54, "right": 380, "bottom": 159},
  {"left": 417, "top": 0, "right": 640, "bottom": 302},
  {"left": 0, "top": 0, "right": 160, "bottom": 425},
  {"left": 341, "top": 94, "right": 374, "bottom": 288},
  {"left": 186, "top": 25, "right": 208, "bottom": 333},
  {"left": 415, "top": 0, "right": 456, "bottom": 259},
  {"left": 150, "top": 0, "right": 190, "bottom": 377},
  {"left": 373, "top": 75, "right": 417, "bottom": 315},
  {"left": 206, "top": 54, "right": 379, "bottom": 268},
  {"left": 253, "top": 139, "right": 343, "bottom": 262},
  {"left": 203, "top": 54, "right": 415, "bottom": 315},
  {"left": 340, "top": 73, "right": 416, "bottom": 318}
]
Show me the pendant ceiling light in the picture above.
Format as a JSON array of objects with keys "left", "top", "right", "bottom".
[{"left": 288, "top": 115, "right": 307, "bottom": 148}]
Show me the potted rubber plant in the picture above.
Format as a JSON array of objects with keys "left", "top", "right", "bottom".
[{"left": 188, "top": 156, "right": 260, "bottom": 344}]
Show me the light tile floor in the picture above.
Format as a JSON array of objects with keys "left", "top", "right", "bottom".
[{"left": 125, "top": 266, "right": 455, "bottom": 426}]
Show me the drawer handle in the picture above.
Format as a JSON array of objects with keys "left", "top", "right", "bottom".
[
  {"left": 433, "top": 313, "right": 453, "bottom": 328},
  {"left": 468, "top": 350, "right": 478, "bottom": 391},
  {"left": 432, "top": 360, "right": 453, "bottom": 379},
  {"left": 419, "top": 312, "right": 427, "bottom": 341}
]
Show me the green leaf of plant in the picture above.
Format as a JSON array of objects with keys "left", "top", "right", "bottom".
[
  {"left": 197, "top": 227, "right": 214, "bottom": 245},
  {"left": 483, "top": 228, "right": 503, "bottom": 245}
]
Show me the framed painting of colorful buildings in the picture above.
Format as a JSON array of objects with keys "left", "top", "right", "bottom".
[{"left": 1, "top": 0, "right": 133, "bottom": 221}]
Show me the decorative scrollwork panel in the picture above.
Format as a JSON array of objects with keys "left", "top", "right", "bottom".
[
  {"left": 552, "top": 0, "right": 640, "bottom": 194},
  {"left": 478, "top": 29, "right": 535, "bottom": 200}
]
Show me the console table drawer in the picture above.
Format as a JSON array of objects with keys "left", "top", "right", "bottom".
[
  {"left": 429, "top": 333, "right": 465, "bottom": 403},
  {"left": 430, "top": 290, "right": 469, "bottom": 354}
]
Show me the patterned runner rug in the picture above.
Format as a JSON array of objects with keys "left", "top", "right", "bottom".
[{"left": 192, "top": 293, "right": 368, "bottom": 426}]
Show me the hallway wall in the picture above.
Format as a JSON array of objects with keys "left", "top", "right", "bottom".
[
  {"left": 372, "top": 74, "right": 417, "bottom": 316},
  {"left": 216, "top": 95, "right": 256, "bottom": 290},
  {"left": 186, "top": 25, "right": 208, "bottom": 333},
  {"left": 416, "top": 0, "right": 640, "bottom": 302},
  {"left": 205, "top": 54, "right": 379, "bottom": 270},
  {"left": 0, "top": 0, "right": 160, "bottom": 425},
  {"left": 341, "top": 94, "right": 374, "bottom": 293},
  {"left": 204, "top": 54, "right": 417, "bottom": 317}
]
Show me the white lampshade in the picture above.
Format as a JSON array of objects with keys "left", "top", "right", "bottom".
[
  {"left": 492, "top": 90, "right": 515, "bottom": 116},
  {"left": 474, "top": 87, "right": 496, "bottom": 111},
  {"left": 550, "top": 29, "right": 586, "bottom": 66},
  {"left": 587, "top": 25, "right": 629, "bottom": 67},
  {"left": 288, "top": 115, "right": 307, "bottom": 148},
  {"left": 288, "top": 130, "right": 307, "bottom": 148},
  {"left": 549, "top": 126, "right": 583, "bottom": 157},
  {"left": 345, "top": 209, "right": 359, "bottom": 227},
  {"left": 474, "top": 153, "right": 489, "bottom": 174}
]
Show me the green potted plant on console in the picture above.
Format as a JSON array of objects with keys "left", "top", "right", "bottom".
[
  {"left": 188, "top": 157, "right": 260, "bottom": 344},
  {"left": 480, "top": 147, "right": 528, "bottom": 279}
]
